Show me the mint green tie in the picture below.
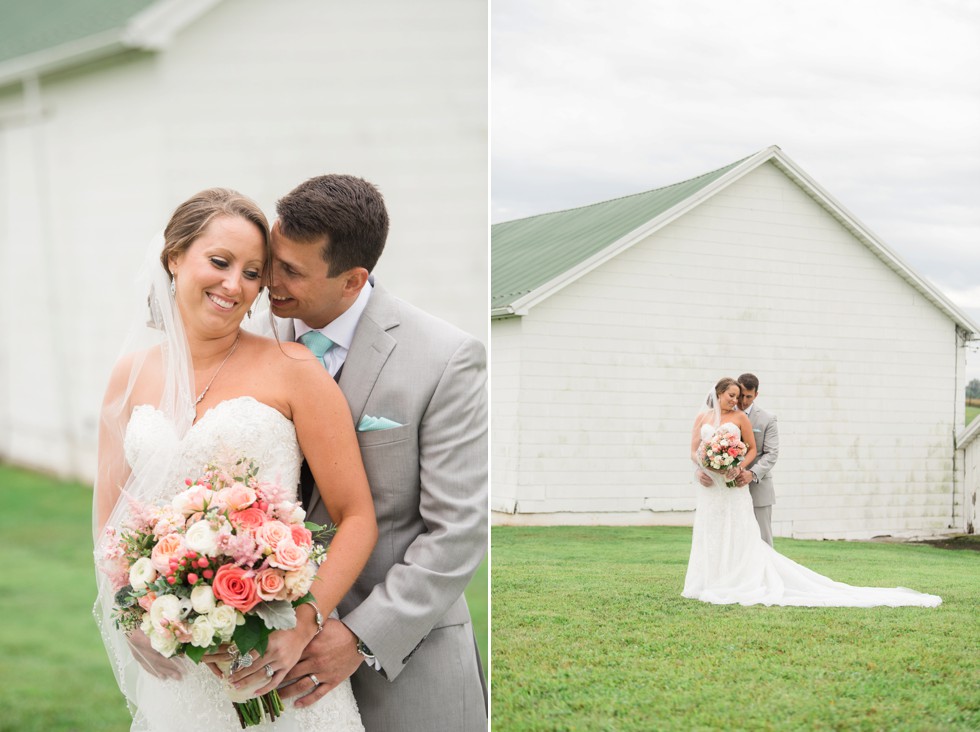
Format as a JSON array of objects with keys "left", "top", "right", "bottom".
[{"left": 299, "top": 330, "right": 335, "bottom": 366}]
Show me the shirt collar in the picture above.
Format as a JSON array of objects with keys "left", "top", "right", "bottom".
[
  {"left": 744, "top": 403, "right": 754, "bottom": 416},
  {"left": 293, "top": 280, "right": 373, "bottom": 349}
]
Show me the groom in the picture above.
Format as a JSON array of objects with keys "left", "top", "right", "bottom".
[
  {"left": 734, "top": 373, "right": 779, "bottom": 545},
  {"left": 266, "top": 175, "right": 488, "bottom": 730}
]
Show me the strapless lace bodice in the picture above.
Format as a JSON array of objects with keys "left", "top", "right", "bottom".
[{"left": 125, "top": 396, "right": 302, "bottom": 502}]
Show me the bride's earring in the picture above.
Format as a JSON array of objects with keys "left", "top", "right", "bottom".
[{"left": 170, "top": 271, "right": 176, "bottom": 296}]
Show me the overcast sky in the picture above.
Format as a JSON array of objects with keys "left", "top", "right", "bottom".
[{"left": 491, "top": 0, "right": 980, "bottom": 380}]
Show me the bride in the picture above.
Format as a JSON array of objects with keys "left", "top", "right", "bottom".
[
  {"left": 683, "top": 377, "right": 941, "bottom": 608},
  {"left": 93, "top": 188, "right": 377, "bottom": 730}
]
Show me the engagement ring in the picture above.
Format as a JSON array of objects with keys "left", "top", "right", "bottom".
[{"left": 264, "top": 664, "right": 274, "bottom": 678}]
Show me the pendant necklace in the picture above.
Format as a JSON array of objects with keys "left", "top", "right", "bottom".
[{"left": 194, "top": 332, "right": 241, "bottom": 406}]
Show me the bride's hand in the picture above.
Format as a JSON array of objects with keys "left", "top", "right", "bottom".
[
  {"left": 126, "top": 628, "right": 184, "bottom": 680},
  {"left": 725, "top": 467, "right": 741, "bottom": 481},
  {"left": 220, "top": 624, "right": 316, "bottom": 697}
]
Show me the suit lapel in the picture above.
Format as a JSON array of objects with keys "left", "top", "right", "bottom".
[{"left": 338, "top": 284, "right": 399, "bottom": 422}]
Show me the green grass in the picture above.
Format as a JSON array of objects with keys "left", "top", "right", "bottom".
[
  {"left": 0, "top": 465, "right": 487, "bottom": 731},
  {"left": 966, "top": 405, "right": 979, "bottom": 426},
  {"left": 491, "top": 526, "right": 979, "bottom": 732}
]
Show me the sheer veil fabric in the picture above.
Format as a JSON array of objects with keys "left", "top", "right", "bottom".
[
  {"left": 683, "top": 385, "right": 941, "bottom": 608},
  {"left": 93, "top": 233, "right": 199, "bottom": 713}
]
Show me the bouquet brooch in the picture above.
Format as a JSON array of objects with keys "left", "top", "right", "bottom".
[
  {"left": 696, "top": 427, "right": 749, "bottom": 487},
  {"left": 101, "top": 457, "right": 330, "bottom": 728}
]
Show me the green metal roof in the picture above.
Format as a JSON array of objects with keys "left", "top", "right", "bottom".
[
  {"left": 0, "top": 0, "right": 156, "bottom": 65},
  {"left": 491, "top": 154, "right": 749, "bottom": 312}
]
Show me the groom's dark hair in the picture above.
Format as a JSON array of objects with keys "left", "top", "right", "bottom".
[
  {"left": 276, "top": 174, "right": 389, "bottom": 276},
  {"left": 738, "top": 373, "right": 760, "bottom": 392}
]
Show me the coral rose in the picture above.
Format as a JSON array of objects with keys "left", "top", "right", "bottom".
[
  {"left": 150, "top": 533, "right": 185, "bottom": 574},
  {"left": 211, "top": 564, "right": 260, "bottom": 613},
  {"left": 290, "top": 524, "right": 313, "bottom": 548},
  {"left": 230, "top": 506, "right": 267, "bottom": 530}
]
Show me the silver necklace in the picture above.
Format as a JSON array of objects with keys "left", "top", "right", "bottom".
[{"left": 194, "top": 332, "right": 241, "bottom": 406}]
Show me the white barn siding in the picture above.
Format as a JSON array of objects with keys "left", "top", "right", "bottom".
[
  {"left": 490, "top": 316, "right": 522, "bottom": 513},
  {"left": 493, "top": 162, "right": 961, "bottom": 539},
  {"left": 0, "top": 0, "right": 487, "bottom": 482}
]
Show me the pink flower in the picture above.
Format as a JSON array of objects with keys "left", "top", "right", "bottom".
[
  {"left": 255, "top": 568, "right": 287, "bottom": 601},
  {"left": 151, "top": 533, "right": 185, "bottom": 574},
  {"left": 221, "top": 482, "right": 258, "bottom": 511},
  {"left": 269, "top": 539, "right": 309, "bottom": 572},
  {"left": 172, "top": 485, "right": 216, "bottom": 516},
  {"left": 138, "top": 591, "right": 157, "bottom": 612},
  {"left": 290, "top": 524, "right": 313, "bottom": 548},
  {"left": 211, "top": 565, "right": 260, "bottom": 613},
  {"left": 257, "top": 520, "right": 292, "bottom": 552},
  {"left": 230, "top": 506, "right": 267, "bottom": 530}
]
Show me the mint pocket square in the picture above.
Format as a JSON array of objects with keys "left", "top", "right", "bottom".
[{"left": 357, "top": 415, "right": 403, "bottom": 431}]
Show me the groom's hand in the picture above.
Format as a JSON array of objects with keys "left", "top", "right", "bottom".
[{"left": 278, "top": 619, "right": 363, "bottom": 709}]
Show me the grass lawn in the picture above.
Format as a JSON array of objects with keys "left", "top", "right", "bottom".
[
  {"left": 491, "top": 526, "right": 979, "bottom": 732},
  {"left": 966, "top": 405, "right": 979, "bottom": 426},
  {"left": 0, "top": 465, "right": 487, "bottom": 731}
]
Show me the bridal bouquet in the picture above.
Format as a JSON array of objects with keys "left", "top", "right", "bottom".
[
  {"left": 697, "top": 428, "right": 748, "bottom": 487},
  {"left": 100, "top": 457, "right": 327, "bottom": 728}
]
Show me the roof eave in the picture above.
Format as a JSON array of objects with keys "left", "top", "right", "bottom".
[
  {"left": 769, "top": 150, "right": 980, "bottom": 337},
  {"left": 0, "top": 0, "right": 224, "bottom": 89},
  {"left": 507, "top": 145, "right": 780, "bottom": 314}
]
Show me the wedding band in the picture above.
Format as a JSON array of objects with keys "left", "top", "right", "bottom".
[
  {"left": 264, "top": 664, "right": 274, "bottom": 678},
  {"left": 309, "top": 674, "right": 320, "bottom": 688}
]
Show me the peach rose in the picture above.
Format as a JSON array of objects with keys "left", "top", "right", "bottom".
[
  {"left": 221, "top": 483, "right": 257, "bottom": 511},
  {"left": 211, "top": 565, "right": 260, "bottom": 613},
  {"left": 230, "top": 506, "right": 267, "bottom": 530},
  {"left": 256, "top": 520, "right": 291, "bottom": 551},
  {"left": 172, "top": 486, "right": 216, "bottom": 516},
  {"left": 290, "top": 524, "right": 313, "bottom": 548},
  {"left": 269, "top": 539, "right": 308, "bottom": 572},
  {"left": 137, "top": 591, "right": 158, "bottom": 612},
  {"left": 150, "top": 533, "right": 185, "bottom": 574},
  {"left": 283, "top": 564, "right": 316, "bottom": 600},
  {"left": 255, "top": 568, "right": 287, "bottom": 601}
]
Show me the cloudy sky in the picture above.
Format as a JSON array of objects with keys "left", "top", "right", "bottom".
[{"left": 491, "top": 0, "right": 980, "bottom": 379}]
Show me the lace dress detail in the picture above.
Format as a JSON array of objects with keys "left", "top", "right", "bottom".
[
  {"left": 683, "top": 422, "right": 941, "bottom": 608},
  {"left": 122, "top": 396, "right": 364, "bottom": 732}
]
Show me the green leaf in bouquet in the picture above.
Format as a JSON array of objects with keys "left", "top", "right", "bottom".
[
  {"left": 232, "top": 614, "right": 271, "bottom": 657},
  {"left": 184, "top": 644, "right": 209, "bottom": 664},
  {"left": 253, "top": 600, "right": 296, "bottom": 631},
  {"left": 292, "top": 591, "right": 314, "bottom": 608}
]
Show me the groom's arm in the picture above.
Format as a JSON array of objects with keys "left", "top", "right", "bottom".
[
  {"left": 749, "top": 415, "right": 779, "bottom": 482},
  {"left": 343, "top": 335, "right": 488, "bottom": 681}
]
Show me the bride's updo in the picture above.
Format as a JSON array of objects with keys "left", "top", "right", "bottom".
[{"left": 709, "top": 377, "right": 739, "bottom": 405}]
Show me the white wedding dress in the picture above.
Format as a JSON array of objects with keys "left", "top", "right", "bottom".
[
  {"left": 122, "top": 396, "right": 364, "bottom": 731},
  {"left": 682, "top": 422, "right": 941, "bottom": 607}
]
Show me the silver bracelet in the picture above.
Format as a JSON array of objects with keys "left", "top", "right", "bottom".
[{"left": 307, "top": 601, "right": 324, "bottom": 637}]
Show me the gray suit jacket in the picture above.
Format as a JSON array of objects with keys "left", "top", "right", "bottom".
[
  {"left": 273, "top": 284, "right": 488, "bottom": 728},
  {"left": 746, "top": 406, "right": 778, "bottom": 508}
]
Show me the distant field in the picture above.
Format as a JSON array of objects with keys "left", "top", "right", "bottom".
[{"left": 967, "top": 404, "right": 980, "bottom": 426}]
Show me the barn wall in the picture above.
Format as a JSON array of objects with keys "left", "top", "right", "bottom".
[
  {"left": 496, "top": 162, "right": 959, "bottom": 539},
  {"left": 0, "top": 0, "right": 487, "bottom": 482}
]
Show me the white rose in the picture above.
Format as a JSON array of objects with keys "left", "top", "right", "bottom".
[
  {"left": 190, "top": 616, "right": 216, "bottom": 648},
  {"left": 190, "top": 584, "right": 216, "bottom": 614},
  {"left": 148, "top": 626, "right": 179, "bottom": 657},
  {"left": 210, "top": 604, "right": 244, "bottom": 640},
  {"left": 184, "top": 521, "right": 219, "bottom": 556},
  {"left": 286, "top": 504, "right": 306, "bottom": 524},
  {"left": 129, "top": 557, "right": 158, "bottom": 591},
  {"left": 149, "top": 594, "right": 183, "bottom": 628}
]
